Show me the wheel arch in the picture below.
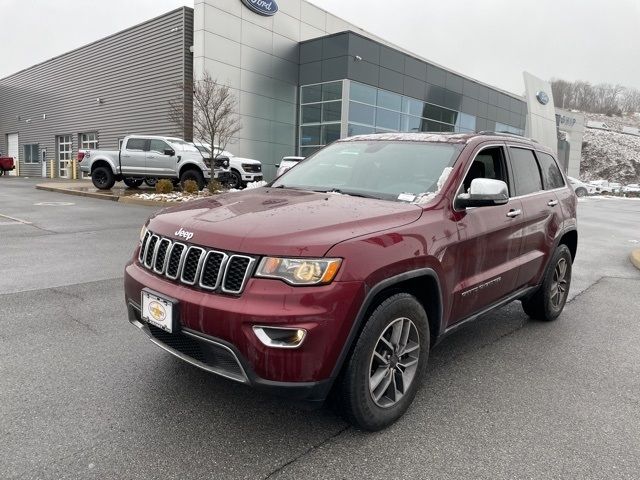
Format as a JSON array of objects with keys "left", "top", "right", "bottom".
[
  {"left": 329, "top": 268, "right": 443, "bottom": 382},
  {"left": 178, "top": 162, "right": 204, "bottom": 178},
  {"left": 90, "top": 158, "right": 116, "bottom": 174},
  {"left": 559, "top": 229, "right": 578, "bottom": 262}
]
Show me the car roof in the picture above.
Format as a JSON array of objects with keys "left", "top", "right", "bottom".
[{"left": 339, "top": 132, "right": 554, "bottom": 156}]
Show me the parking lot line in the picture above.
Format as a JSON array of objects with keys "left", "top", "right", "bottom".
[{"left": 0, "top": 213, "right": 32, "bottom": 225}]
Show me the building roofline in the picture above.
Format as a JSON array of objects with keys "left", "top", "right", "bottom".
[{"left": 0, "top": 6, "right": 193, "bottom": 82}]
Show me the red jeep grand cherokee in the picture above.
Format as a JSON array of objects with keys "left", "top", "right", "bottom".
[{"left": 124, "top": 132, "right": 577, "bottom": 431}]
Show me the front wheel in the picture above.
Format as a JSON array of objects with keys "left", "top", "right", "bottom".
[
  {"left": 337, "top": 293, "right": 429, "bottom": 431},
  {"left": 123, "top": 177, "right": 143, "bottom": 188},
  {"left": 91, "top": 166, "right": 116, "bottom": 190},
  {"left": 179, "top": 169, "right": 205, "bottom": 190},
  {"left": 144, "top": 177, "right": 157, "bottom": 187},
  {"left": 226, "top": 170, "right": 243, "bottom": 189},
  {"left": 522, "top": 244, "right": 572, "bottom": 321},
  {"left": 575, "top": 187, "right": 587, "bottom": 197}
]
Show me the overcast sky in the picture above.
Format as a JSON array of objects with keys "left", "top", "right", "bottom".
[{"left": 1, "top": 0, "right": 638, "bottom": 94}]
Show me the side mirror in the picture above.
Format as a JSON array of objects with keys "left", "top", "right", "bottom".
[
  {"left": 164, "top": 148, "right": 175, "bottom": 156},
  {"left": 456, "top": 178, "right": 509, "bottom": 209}
]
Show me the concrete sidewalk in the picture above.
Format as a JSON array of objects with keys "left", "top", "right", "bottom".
[{"left": 35, "top": 180, "right": 167, "bottom": 205}]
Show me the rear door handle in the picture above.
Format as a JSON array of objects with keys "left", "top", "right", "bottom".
[
  {"left": 506, "top": 209, "right": 522, "bottom": 218},
  {"left": 547, "top": 199, "right": 559, "bottom": 206}
]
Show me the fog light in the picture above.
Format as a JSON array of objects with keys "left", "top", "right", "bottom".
[{"left": 253, "top": 326, "right": 307, "bottom": 349}]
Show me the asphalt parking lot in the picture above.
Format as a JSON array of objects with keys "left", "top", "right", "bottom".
[{"left": 1, "top": 177, "right": 639, "bottom": 480}]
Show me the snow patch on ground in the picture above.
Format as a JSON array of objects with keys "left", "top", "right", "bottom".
[{"left": 131, "top": 180, "right": 268, "bottom": 202}]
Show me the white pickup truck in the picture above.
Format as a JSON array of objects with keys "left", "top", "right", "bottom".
[
  {"left": 78, "top": 135, "right": 229, "bottom": 190},
  {"left": 193, "top": 142, "right": 262, "bottom": 189}
]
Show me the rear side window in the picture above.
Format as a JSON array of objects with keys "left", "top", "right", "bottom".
[
  {"left": 126, "top": 138, "right": 147, "bottom": 151},
  {"left": 509, "top": 147, "right": 543, "bottom": 196},
  {"left": 536, "top": 152, "right": 565, "bottom": 189}
]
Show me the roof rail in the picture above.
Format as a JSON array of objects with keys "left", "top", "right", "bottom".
[{"left": 477, "top": 131, "right": 539, "bottom": 143}]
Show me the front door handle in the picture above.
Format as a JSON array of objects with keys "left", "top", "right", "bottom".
[
  {"left": 506, "top": 209, "right": 522, "bottom": 218},
  {"left": 547, "top": 199, "right": 559, "bottom": 207}
]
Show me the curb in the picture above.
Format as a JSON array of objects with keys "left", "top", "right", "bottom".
[
  {"left": 118, "top": 196, "right": 170, "bottom": 206},
  {"left": 36, "top": 184, "right": 119, "bottom": 202},
  {"left": 631, "top": 249, "right": 640, "bottom": 271}
]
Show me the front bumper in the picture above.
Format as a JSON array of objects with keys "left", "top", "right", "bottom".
[
  {"left": 241, "top": 173, "right": 263, "bottom": 182},
  {"left": 124, "top": 261, "right": 364, "bottom": 401}
]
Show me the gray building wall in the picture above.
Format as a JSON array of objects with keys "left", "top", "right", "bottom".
[
  {"left": 0, "top": 7, "right": 193, "bottom": 177},
  {"left": 299, "top": 32, "right": 527, "bottom": 135}
]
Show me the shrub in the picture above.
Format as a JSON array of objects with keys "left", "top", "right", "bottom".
[
  {"left": 183, "top": 179, "right": 198, "bottom": 194},
  {"left": 207, "top": 179, "right": 223, "bottom": 194},
  {"left": 155, "top": 179, "right": 173, "bottom": 194}
]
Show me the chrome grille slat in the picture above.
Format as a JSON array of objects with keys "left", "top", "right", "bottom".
[
  {"left": 222, "top": 255, "right": 256, "bottom": 294},
  {"left": 180, "top": 246, "right": 206, "bottom": 285},
  {"left": 139, "top": 232, "right": 254, "bottom": 295}
]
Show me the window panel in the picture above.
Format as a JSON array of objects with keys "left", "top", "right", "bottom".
[
  {"left": 375, "top": 108, "right": 400, "bottom": 131},
  {"left": 402, "top": 97, "right": 424, "bottom": 116},
  {"left": 348, "top": 124, "right": 375, "bottom": 136},
  {"left": 536, "top": 152, "right": 565, "bottom": 189},
  {"left": 509, "top": 147, "right": 543, "bottom": 196},
  {"left": 301, "top": 125, "right": 321, "bottom": 146},
  {"left": 301, "top": 84, "right": 322, "bottom": 104},
  {"left": 322, "top": 124, "right": 341, "bottom": 144},
  {"left": 349, "top": 102, "right": 375, "bottom": 126},
  {"left": 401, "top": 115, "right": 422, "bottom": 132},
  {"left": 377, "top": 89, "right": 402, "bottom": 111},
  {"left": 300, "top": 146, "right": 321, "bottom": 157},
  {"left": 23, "top": 144, "right": 39, "bottom": 163},
  {"left": 126, "top": 138, "right": 147, "bottom": 151},
  {"left": 302, "top": 104, "right": 322, "bottom": 124},
  {"left": 322, "top": 81, "right": 342, "bottom": 101},
  {"left": 149, "top": 139, "right": 171, "bottom": 154},
  {"left": 350, "top": 82, "right": 377, "bottom": 105},
  {"left": 322, "top": 101, "right": 342, "bottom": 122}
]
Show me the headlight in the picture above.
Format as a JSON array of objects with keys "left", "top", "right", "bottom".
[{"left": 255, "top": 257, "right": 342, "bottom": 285}]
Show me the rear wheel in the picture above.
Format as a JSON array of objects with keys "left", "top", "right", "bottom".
[
  {"left": 123, "top": 177, "right": 143, "bottom": 188},
  {"left": 522, "top": 244, "right": 572, "bottom": 321},
  {"left": 575, "top": 187, "right": 587, "bottom": 197},
  {"left": 337, "top": 293, "right": 429, "bottom": 431},
  {"left": 180, "top": 169, "right": 205, "bottom": 190},
  {"left": 91, "top": 166, "right": 115, "bottom": 190}
]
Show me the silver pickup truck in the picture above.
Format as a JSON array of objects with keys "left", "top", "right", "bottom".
[{"left": 78, "top": 135, "right": 229, "bottom": 190}]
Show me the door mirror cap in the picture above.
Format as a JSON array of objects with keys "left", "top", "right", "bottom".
[
  {"left": 456, "top": 178, "right": 509, "bottom": 209},
  {"left": 164, "top": 149, "right": 175, "bottom": 156}
]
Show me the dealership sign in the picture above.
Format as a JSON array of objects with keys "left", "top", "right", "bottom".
[
  {"left": 241, "top": 0, "right": 278, "bottom": 16},
  {"left": 536, "top": 90, "right": 550, "bottom": 105}
]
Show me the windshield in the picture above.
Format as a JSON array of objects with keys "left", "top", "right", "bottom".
[
  {"left": 169, "top": 139, "right": 200, "bottom": 153},
  {"left": 272, "top": 141, "right": 462, "bottom": 201},
  {"left": 196, "top": 145, "right": 211, "bottom": 155}
]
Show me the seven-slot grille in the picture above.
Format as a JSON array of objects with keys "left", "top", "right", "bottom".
[{"left": 139, "top": 231, "right": 255, "bottom": 295}]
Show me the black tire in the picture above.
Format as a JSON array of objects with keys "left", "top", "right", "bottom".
[
  {"left": 123, "top": 177, "right": 144, "bottom": 188},
  {"left": 522, "top": 244, "right": 572, "bottom": 321},
  {"left": 180, "top": 169, "right": 205, "bottom": 190},
  {"left": 337, "top": 293, "right": 429, "bottom": 431},
  {"left": 226, "top": 169, "right": 243, "bottom": 189},
  {"left": 0, "top": 169, "right": 4, "bottom": 176},
  {"left": 91, "top": 166, "right": 116, "bottom": 190},
  {"left": 575, "top": 187, "right": 587, "bottom": 197},
  {"left": 144, "top": 178, "right": 157, "bottom": 187}
]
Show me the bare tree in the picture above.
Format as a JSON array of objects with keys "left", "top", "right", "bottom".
[{"left": 169, "top": 72, "right": 242, "bottom": 157}]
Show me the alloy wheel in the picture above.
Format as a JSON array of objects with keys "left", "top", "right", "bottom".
[
  {"left": 368, "top": 317, "right": 420, "bottom": 408},
  {"left": 550, "top": 258, "right": 568, "bottom": 308}
]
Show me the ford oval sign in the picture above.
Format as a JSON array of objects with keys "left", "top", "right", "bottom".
[
  {"left": 241, "top": 0, "right": 278, "bottom": 16},
  {"left": 536, "top": 90, "right": 549, "bottom": 105}
]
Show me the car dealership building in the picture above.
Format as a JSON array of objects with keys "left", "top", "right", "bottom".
[{"left": 1, "top": 0, "right": 534, "bottom": 181}]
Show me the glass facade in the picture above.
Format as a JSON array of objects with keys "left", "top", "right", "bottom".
[
  {"left": 299, "top": 81, "right": 344, "bottom": 157},
  {"left": 299, "top": 80, "right": 525, "bottom": 156}
]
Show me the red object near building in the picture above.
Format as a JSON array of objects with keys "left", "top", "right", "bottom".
[{"left": 0, "top": 156, "right": 15, "bottom": 175}]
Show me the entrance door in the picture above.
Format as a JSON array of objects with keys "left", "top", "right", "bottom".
[
  {"left": 7, "top": 133, "right": 18, "bottom": 176},
  {"left": 41, "top": 149, "right": 47, "bottom": 177},
  {"left": 57, "top": 135, "right": 72, "bottom": 178}
]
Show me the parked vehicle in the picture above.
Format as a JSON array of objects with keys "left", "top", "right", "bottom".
[
  {"left": 623, "top": 183, "right": 640, "bottom": 193},
  {"left": 194, "top": 142, "right": 262, "bottom": 189},
  {"left": 0, "top": 155, "right": 15, "bottom": 176},
  {"left": 609, "top": 182, "right": 622, "bottom": 193},
  {"left": 125, "top": 132, "right": 577, "bottom": 431},
  {"left": 78, "top": 135, "right": 224, "bottom": 190},
  {"left": 567, "top": 176, "right": 596, "bottom": 197},
  {"left": 276, "top": 156, "right": 304, "bottom": 177}
]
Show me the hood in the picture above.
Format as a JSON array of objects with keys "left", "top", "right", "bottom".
[
  {"left": 148, "top": 188, "right": 423, "bottom": 257},
  {"left": 231, "top": 156, "right": 261, "bottom": 165}
]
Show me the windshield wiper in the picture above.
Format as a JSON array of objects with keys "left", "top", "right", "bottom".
[{"left": 320, "top": 188, "right": 378, "bottom": 199}]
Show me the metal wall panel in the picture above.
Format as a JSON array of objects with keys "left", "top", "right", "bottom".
[{"left": 0, "top": 7, "right": 194, "bottom": 177}]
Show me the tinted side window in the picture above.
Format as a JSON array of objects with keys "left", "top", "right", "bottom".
[
  {"left": 126, "top": 138, "right": 147, "bottom": 151},
  {"left": 462, "top": 146, "right": 509, "bottom": 194},
  {"left": 149, "top": 140, "right": 170, "bottom": 154},
  {"left": 509, "top": 147, "right": 543, "bottom": 196},
  {"left": 536, "top": 152, "right": 565, "bottom": 189}
]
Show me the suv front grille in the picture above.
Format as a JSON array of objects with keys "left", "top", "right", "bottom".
[{"left": 139, "top": 232, "right": 255, "bottom": 295}]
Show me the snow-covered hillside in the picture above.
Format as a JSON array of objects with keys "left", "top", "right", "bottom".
[{"left": 580, "top": 115, "right": 640, "bottom": 183}]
